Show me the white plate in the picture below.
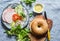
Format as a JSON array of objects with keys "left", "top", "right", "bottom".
[{"left": 1, "top": 3, "right": 29, "bottom": 29}]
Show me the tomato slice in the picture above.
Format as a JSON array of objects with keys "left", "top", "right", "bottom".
[{"left": 12, "top": 14, "right": 22, "bottom": 22}]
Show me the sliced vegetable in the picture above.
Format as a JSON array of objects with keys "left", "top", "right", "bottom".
[
  {"left": 12, "top": 14, "right": 22, "bottom": 22},
  {"left": 10, "top": 22, "right": 15, "bottom": 27}
]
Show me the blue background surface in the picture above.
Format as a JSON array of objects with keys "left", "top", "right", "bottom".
[{"left": 0, "top": 0, "right": 60, "bottom": 41}]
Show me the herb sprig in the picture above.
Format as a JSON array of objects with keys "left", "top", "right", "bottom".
[{"left": 21, "top": 0, "right": 36, "bottom": 6}]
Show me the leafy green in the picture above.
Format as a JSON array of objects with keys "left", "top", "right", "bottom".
[
  {"left": 29, "top": 13, "right": 33, "bottom": 17},
  {"left": 21, "top": 0, "right": 36, "bottom": 6},
  {"left": 20, "top": 12, "right": 26, "bottom": 18},
  {"left": 15, "top": 5, "right": 26, "bottom": 18},
  {"left": 5, "top": 24, "right": 30, "bottom": 41}
]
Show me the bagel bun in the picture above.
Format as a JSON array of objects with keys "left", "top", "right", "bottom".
[{"left": 30, "top": 15, "right": 48, "bottom": 35}]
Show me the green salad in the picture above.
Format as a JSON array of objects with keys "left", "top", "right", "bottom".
[{"left": 6, "top": 24, "right": 30, "bottom": 41}]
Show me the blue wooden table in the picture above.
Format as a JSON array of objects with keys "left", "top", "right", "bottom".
[{"left": 0, "top": 0, "right": 60, "bottom": 41}]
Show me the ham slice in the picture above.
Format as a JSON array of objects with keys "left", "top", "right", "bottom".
[{"left": 2, "top": 8, "right": 16, "bottom": 23}]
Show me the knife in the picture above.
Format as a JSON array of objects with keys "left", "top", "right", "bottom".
[{"left": 44, "top": 11, "right": 50, "bottom": 41}]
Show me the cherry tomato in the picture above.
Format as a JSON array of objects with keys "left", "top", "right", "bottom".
[{"left": 12, "top": 14, "right": 22, "bottom": 22}]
